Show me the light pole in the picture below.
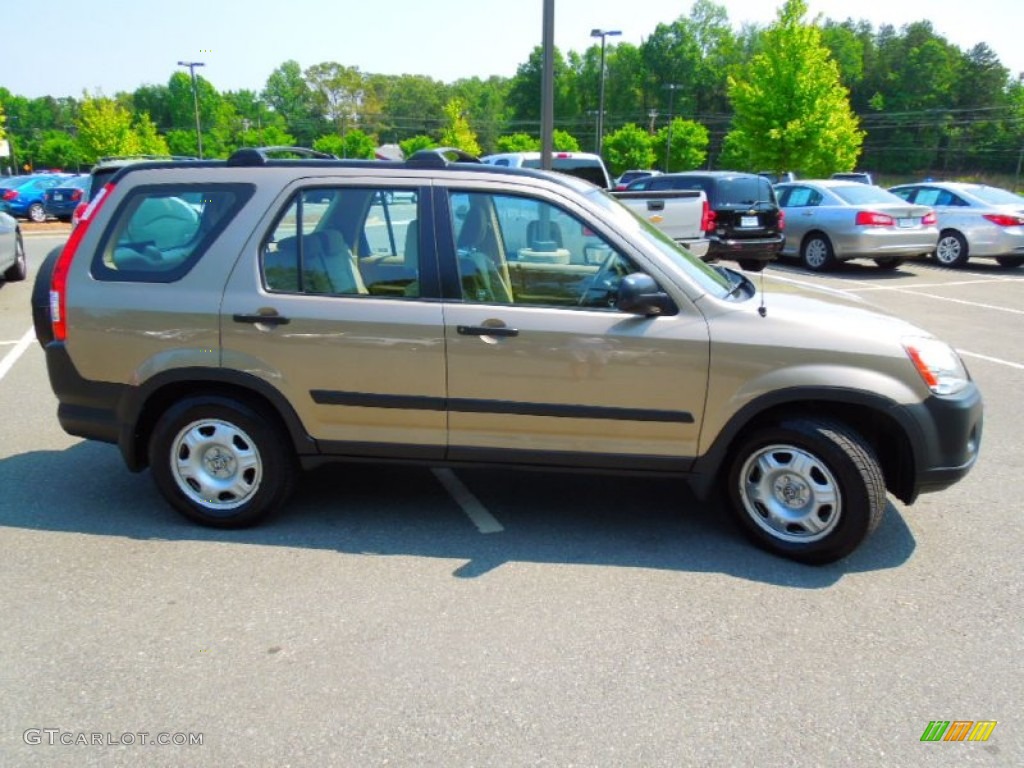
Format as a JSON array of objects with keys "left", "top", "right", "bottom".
[
  {"left": 590, "top": 28, "right": 621, "bottom": 156},
  {"left": 664, "top": 83, "right": 681, "bottom": 172},
  {"left": 177, "top": 60, "right": 206, "bottom": 158}
]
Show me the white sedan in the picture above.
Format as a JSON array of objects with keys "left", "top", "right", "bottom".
[
  {"left": 0, "top": 210, "right": 27, "bottom": 282},
  {"left": 776, "top": 180, "right": 938, "bottom": 271},
  {"left": 889, "top": 181, "right": 1024, "bottom": 269}
]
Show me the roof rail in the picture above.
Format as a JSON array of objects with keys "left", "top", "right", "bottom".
[
  {"left": 227, "top": 146, "right": 338, "bottom": 166},
  {"left": 406, "top": 147, "right": 481, "bottom": 168}
]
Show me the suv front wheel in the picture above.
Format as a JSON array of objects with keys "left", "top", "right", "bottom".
[
  {"left": 726, "top": 418, "right": 886, "bottom": 564},
  {"left": 149, "top": 396, "right": 295, "bottom": 527}
]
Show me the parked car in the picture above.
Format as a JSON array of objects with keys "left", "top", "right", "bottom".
[
  {"left": 775, "top": 180, "right": 938, "bottom": 271},
  {"left": 888, "top": 181, "right": 1024, "bottom": 268},
  {"left": 831, "top": 172, "right": 874, "bottom": 185},
  {"left": 0, "top": 210, "right": 26, "bottom": 281},
  {"left": 615, "top": 169, "right": 662, "bottom": 190},
  {"left": 481, "top": 151, "right": 613, "bottom": 190},
  {"left": 626, "top": 171, "right": 784, "bottom": 271},
  {"left": 758, "top": 171, "right": 797, "bottom": 185},
  {"left": 32, "top": 146, "right": 982, "bottom": 564},
  {"left": 43, "top": 175, "right": 90, "bottom": 222},
  {"left": 0, "top": 173, "right": 69, "bottom": 221}
]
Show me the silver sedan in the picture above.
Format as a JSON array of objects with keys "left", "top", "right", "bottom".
[
  {"left": 776, "top": 180, "right": 938, "bottom": 271},
  {"left": 889, "top": 181, "right": 1024, "bottom": 269},
  {"left": 0, "top": 210, "right": 27, "bottom": 283}
]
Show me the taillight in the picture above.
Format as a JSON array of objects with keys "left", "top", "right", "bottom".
[
  {"left": 922, "top": 211, "right": 937, "bottom": 226},
  {"left": 855, "top": 210, "right": 895, "bottom": 226},
  {"left": 70, "top": 201, "right": 88, "bottom": 228},
  {"left": 701, "top": 200, "right": 715, "bottom": 233},
  {"left": 50, "top": 183, "right": 114, "bottom": 342},
  {"left": 2, "top": 189, "right": 17, "bottom": 201},
  {"left": 71, "top": 189, "right": 83, "bottom": 201},
  {"left": 777, "top": 209, "right": 785, "bottom": 231},
  {"left": 983, "top": 213, "right": 1024, "bottom": 227}
]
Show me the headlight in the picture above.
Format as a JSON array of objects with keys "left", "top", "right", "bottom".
[{"left": 903, "top": 337, "right": 969, "bottom": 395}]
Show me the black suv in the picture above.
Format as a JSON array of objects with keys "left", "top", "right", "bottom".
[{"left": 627, "top": 171, "right": 785, "bottom": 271}]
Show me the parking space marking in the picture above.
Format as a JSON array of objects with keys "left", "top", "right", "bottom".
[
  {"left": 0, "top": 327, "right": 34, "bottom": 382},
  {"left": 846, "top": 278, "right": 1020, "bottom": 292},
  {"left": 958, "top": 350, "right": 1024, "bottom": 371},
  {"left": 766, "top": 273, "right": 1024, "bottom": 316},
  {"left": 431, "top": 468, "right": 505, "bottom": 534}
]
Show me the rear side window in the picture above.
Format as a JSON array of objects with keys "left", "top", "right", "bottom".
[{"left": 94, "top": 183, "right": 252, "bottom": 282}]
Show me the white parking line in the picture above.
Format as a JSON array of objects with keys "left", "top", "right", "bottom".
[
  {"left": 958, "top": 350, "right": 1024, "bottom": 371},
  {"left": 431, "top": 468, "right": 505, "bottom": 534},
  {"left": 0, "top": 327, "right": 34, "bottom": 382}
]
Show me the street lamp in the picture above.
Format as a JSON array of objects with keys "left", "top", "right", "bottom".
[
  {"left": 177, "top": 60, "right": 206, "bottom": 158},
  {"left": 664, "top": 83, "right": 681, "bottom": 172},
  {"left": 590, "top": 28, "right": 621, "bottom": 156}
]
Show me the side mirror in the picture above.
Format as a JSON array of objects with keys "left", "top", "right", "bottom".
[{"left": 616, "top": 273, "right": 676, "bottom": 317}]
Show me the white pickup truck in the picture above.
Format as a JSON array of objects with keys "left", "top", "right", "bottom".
[{"left": 613, "top": 189, "right": 710, "bottom": 260}]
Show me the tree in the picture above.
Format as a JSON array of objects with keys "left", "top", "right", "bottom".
[
  {"left": 723, "top": 0, "right": 863, "bottom": 176},
  {"left": 262, "top": 60, "right": 322, "bottom": 145},
  {"left": 552, "top": 130, "right": 580, "bottom": 152},
  {"left": 437, "top": 98, "right": 481, "bottom": 155},
  {"left": 312, "top": 129, "right": 376, "bottom": 159},
  {"left": 36, "top": 131, "right": 84, "bottom": 171},
  {"left": 75, "top": 95, "right": 144, "bottom": 162},
  {"left": 305, "top": 62, "right": 364, "bottom": 136},
  {"left": 652, "top": 118, "right": 708, "bottom": 171},
  {"left": 399, "top": 135, "right": 437, "bottom": 157},
  {"left": 602, "top": 123, "right": 655, "bottom": 176},
  {"left": 496, "top": 133, "right": 540, "bottom": 152}
]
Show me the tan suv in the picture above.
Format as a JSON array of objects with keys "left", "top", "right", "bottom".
[{"left": 34, "top": 147, "right": 983, "bottom": 564}]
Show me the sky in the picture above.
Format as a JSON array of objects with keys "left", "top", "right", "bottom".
[{"left": 1, "top": 0, "right": 1021, "bottom": 100}]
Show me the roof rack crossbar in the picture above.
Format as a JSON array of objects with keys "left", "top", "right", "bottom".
[
  {"left": 405, "top": 147, "right": 481, "bottom": 168},
  {"left": 227, "top": 146, "right": 338, "bottom": 166}
]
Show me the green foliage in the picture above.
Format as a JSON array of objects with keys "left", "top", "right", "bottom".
[
  {"left": 36, "top": 131, "right": 83, "bottom": 171},
  {"left": 75, "top": 95, "right": 146, "bottom": 162},
  {"left": 652, "top": 118, "right": 708, "bottom": 171},
  {"left": 552, "top": 130, "right": 580, "bottom": 152},
  {"left": 312, "top": 129, "right": 376, "bottom": 159},
  {"left": 399, "top": 135, "right": 437, "bottom": 157},
  {"left": 438, "top": 98, "right": 481, "bottom": 156},
  {"left": 496, "top": 133, "right": 540, "bottom": 152},
  {"left": 603, "top": 124, "right": 656, "bottom": 176},
  {"left": 724, "top": 0, "right": 863, "bottom": 176},
  {"left": 305, "top": 62, "right": 364, "bottom": 133}
]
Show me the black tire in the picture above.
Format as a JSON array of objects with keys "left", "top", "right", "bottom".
[
  {"left": 995, "top": 256, "right": 1023, "bottom": 268},
  {"left": 800, "top": 234, "right": 836, "bottom": 272},
  {"left": 873, "top": 257, "right": 905, "bottom": 270},
  {"left": 3, "top": 232, "right": 27, "bottom": 282},
  {"left": 148, "top": 396, "right": 296, "bottom": 528},
  {"left": 933, "top": 230, "right": 969, "bottom": 268},
  {"left": 738, "top": 258, "right": 767, "bottom": 272},
  {"left": 726, "top": 418, "right": 886, "bottom": 564},
  {"left": 28, "top": 203, "right": 47, "bottom": 223}
]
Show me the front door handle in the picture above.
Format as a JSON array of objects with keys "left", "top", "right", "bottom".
[
  {"left": 233, "top": 312, "right": 290, "bottom": 326},
  {"left": 457, "top": 325, "right": 519, "bottom": 337}
]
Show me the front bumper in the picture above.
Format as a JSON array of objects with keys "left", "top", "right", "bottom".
[{"left": 902, "top": 382, "right": 983, "bottom": 501}]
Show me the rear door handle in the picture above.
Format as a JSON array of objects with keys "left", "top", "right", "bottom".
[
  {"left": 233, "top": 312, "right": 290, "bottom": 326},
  {"left": 457, "top": 325, "right": 519, "bottom": 337}
]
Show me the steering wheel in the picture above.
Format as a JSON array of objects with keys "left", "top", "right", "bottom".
[{"left": 578, "top": 250, "right": 621, "bottom": 307}]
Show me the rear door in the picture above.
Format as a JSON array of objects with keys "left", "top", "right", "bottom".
[
  {"left": 437, "top": 185, "right": 709, "bottom": 470},
  {"left": 221, "top": 179, "right": 448, "bottom": 459}
]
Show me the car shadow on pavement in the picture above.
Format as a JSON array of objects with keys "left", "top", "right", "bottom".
[{"left": 0, "top": 442, "right": 916, "bottom": 587}]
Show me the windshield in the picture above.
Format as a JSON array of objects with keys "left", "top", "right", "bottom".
[
  {"left": 714, "top": 176, "right": 776, "bottom": 207},
  {"left": 585, "top": 188, "right": 734, "bottom": 297},
  {"left": 832, "top": 185, "right": 905, "bottom": 205},
  {"left": 969, "top": 185, "right": 1024, "bottom": 206}
]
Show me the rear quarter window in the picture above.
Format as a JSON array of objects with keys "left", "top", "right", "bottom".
[{"left": 92, "top": 183, "right": 253, "bottom": 282}]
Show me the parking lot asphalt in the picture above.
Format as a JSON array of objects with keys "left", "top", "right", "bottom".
[{"left": 1, "top": 235, "right": 1021, "bottom": 767}]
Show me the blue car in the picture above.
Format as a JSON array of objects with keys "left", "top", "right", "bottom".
[
  {"left": 43, "top": 175, "right": 90, "bottom": 222},
  {"left": 0, "top": 173, "right": 69, "bottom": 222}
]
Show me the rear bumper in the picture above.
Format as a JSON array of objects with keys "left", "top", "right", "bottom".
[
  {"left": 705, "top": 234, "right": 784, "bottom": 262},
  {"left": 45, "top": 342, "right": 125, "bottom": 447},
  {"left": 834, "top": 228, "right": 939, "bottom": 260}
]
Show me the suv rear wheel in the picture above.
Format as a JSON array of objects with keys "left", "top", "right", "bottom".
[
  {"left": 726, "top": 418, "right": 885, "bottom": 564},
  {"left": 149, "top": 396, "right": 295, "bottom": 527}
]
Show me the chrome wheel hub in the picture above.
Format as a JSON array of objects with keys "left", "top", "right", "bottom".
[{"left": 170, "top": 419, "right": 262, "bottom": 511}]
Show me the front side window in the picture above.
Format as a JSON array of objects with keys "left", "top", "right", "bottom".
[
  {"left": 96, "top": 183, "right": 252, "bottom": 281},
  {"left": 448, "top": 191, "right": 643, "bottom": 310}
]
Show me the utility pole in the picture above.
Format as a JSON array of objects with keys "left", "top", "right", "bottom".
[
  {"left": 177, "top": 61, "right": 206, "bottom": 158},
  {"left": 664, "top": 84, "right": 681, "bottom": 172}
]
